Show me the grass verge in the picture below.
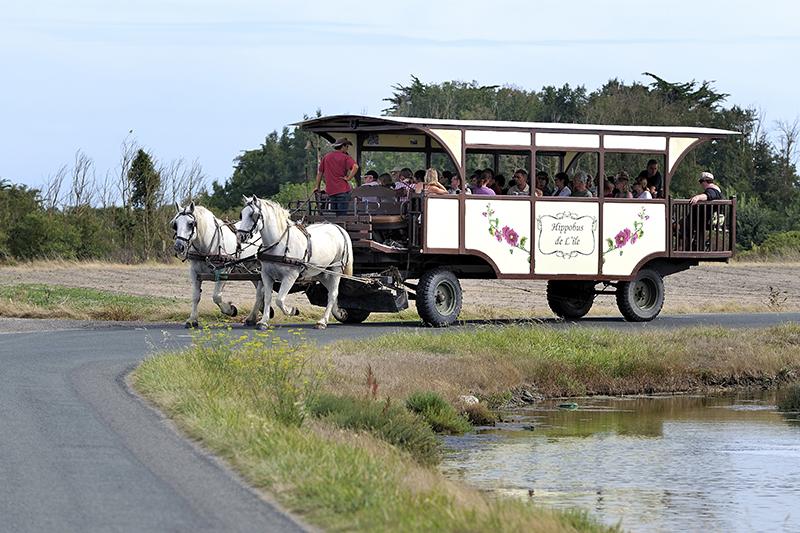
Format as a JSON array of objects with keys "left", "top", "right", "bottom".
[{"left": 133, "top": 328, "right": 616, "bottom": 532}]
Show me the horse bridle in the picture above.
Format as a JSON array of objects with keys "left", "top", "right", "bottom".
[
  {"left": 172, "top": 211, "right": 197, "bottom": 259},
  {"left": 236, "top": 200, "right": 262, "bottom": 242}
]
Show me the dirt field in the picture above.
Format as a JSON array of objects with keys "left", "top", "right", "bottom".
[{"left": 1, "top": 260, "right": 799, "bottom": 318}]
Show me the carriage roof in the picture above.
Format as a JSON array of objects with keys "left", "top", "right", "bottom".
[{"left": 295, "top": 114, "right": 740, "bottom": 137}]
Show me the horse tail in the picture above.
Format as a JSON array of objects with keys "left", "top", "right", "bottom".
[{"left": 344, "top": 231, "right": 354, "bottom": 277}]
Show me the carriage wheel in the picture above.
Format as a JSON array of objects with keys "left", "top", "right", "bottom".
[
  {"left": 616, "top": 268, "right": 664, "bottom": 322},
  {"left": 416, "top": 268, "right": 462, "bottom": 327},
  {"left": 546, "top": 280, "right": 595, "bottom": 319},
  {"left": 332, "top": 307, "right": 371, "bottom": 324}
]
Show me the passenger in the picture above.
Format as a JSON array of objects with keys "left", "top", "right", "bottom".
[
  {"left": 363, "top": 170, "right": 381, "bottom": 186},
  {"left": 389, "top": 166, "right": 402, "bottom": 183},
  {"left": 448, "top": 175, "right": 471, "bottom": 194},
  {"left": 571, "top": 172, "right": 593, "bottom": 197},
  {"left": 613, "top": 171, "right": 633, "bottom": 198},
  {"left": 690, "top": 171, "right": 722, "bottom": 203},
  {"left": 414, "top": 169, "right": 426, "bottom": 183},
  {"left": 587, "top": 174, "right": 597, "bottom": 196},
  {"left": 632, "top": 177, "right": 652, "bottom": 199},
  {"left": 441, "top": 170, "right": 454, "bottom": 188},
  {"left": 603, "top": 177, "right": 615, "bottom": 197},
  {"left": 313, "top": 137, "right": 357, "bottom": 215},
  {"left": 553, "top": 172, "right": 571, "bottom": 197},
  {"left": 506, "top": 169, "right": 530, "bottom": 195},
  {"left": 638, "top": 159, "right": 663, "bottom": 198},
  {"left": 414, "top": 168, "right": 448, "bottom": 195},
  {"left": 379, "top": 172, "right": 393, "bottom": 188},
  {"left": 493, "top": 174, "right": 506, "bottom": 195},
  {"left": 536, "top": 171, "right": 553, "bottom": 196},
  {"left": 471, "top": 174, "right": 496, "bottom": 195},
  {"left": 395, "top": 168, "right": 413, "bottom": 191},
  {"left": 468, "top": 171, "right": 480, "bottom": 191}
]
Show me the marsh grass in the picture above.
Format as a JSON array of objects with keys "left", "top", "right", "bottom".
[
  {"left": 405, "top": 391, "right": 472, "bottom": 434},
  {"left": 778, "top": 384, "right": 800, "bottom": 412},
  {"left": 134, "top": 329, "right": 614, "bottom": 532},
  {"left": 327, "top": 324, "right": 800, "bottom": 401}
]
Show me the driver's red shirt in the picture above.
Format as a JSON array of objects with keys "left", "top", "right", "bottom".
[{"left": 318, "top": 151, "right": 355, "bottom": 195}]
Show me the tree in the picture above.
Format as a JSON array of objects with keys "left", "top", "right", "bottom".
[{"left": 129, "top": 149, "right": 161, "bottom": 212}]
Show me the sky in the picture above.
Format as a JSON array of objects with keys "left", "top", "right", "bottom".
[{"left": 2, "top": 0, "right": 799, "bottom": 192}]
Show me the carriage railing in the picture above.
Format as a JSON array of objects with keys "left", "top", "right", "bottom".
[{"left": 670, "top": 198, "right": 736, "bottom": 256}]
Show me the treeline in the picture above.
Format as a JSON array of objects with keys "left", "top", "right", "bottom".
[{"left": 1, "top": 74, "right": 799, "bottom": 262}]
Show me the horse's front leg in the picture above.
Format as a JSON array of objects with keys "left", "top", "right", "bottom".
[
  {"left": 316, "top": 273, "right": 342, "bottom": 329},
  {"left": 187, "top": 266, "right": 201, "bottom": 328},
  {"left": 244, "top": 279, "right": 265, "bottom": 326},
  {"left": 256, "top": 266, "right": 275, "bottom": 330},
  {"left": 211, "top": 278, "right": 237, "bottom": 317},
  {"left": 274, "top": 269, "right": 302, "bottom": 317}
]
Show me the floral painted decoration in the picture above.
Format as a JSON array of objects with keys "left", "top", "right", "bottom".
[
  {"left": 482, "top": 204, "right": 530, "bottom": 260},
  {"left": 604, "top": 207, "right": 649, "bottom": 256}
]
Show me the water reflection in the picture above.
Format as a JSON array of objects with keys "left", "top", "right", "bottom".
[{"left": 442, "top": 391, "right": 800, "bottom": 532}]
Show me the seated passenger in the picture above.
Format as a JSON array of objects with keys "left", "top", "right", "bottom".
[
  {"left": 395, "top": 168, "right": 414, "bottom": 191},
  {"left": 553, "top": 172, "right": 571, "bottom": 196},
  {"left": 638, "top": 159, "right": 662, "bottom": 198},
  {"left": 613, "top": 171, "right": 633, "bottom": 198},
  {"left": 414, "top": 168, "right": 448, "bottom": 195},
  {"left": 441, "top": 170, "right": 454, "bottom": 188},
  {"left": 571, "top": 172, "right": 593, "bottom": 197},
  {"left": 506, "top": 169, "right": 530, "bottom": 195},
  {"left": 603, "top": 177, "right": 615, "bottom": 197},
  {"left": 690, "top": 172, "right": 722, "bottom": 203},
  {"left": 379, "top": 172, "right": 393, "bottom": 188},
  {"left": 536, "top": 171, "right": 553, "bottom": 196},
  {"left": 414, "top": 169, "right": 426, "bottom": 183},
  {"left": 363, "top": 170, "right": 381, "bottom": 186},
  {"left": 472, "top": 174, "right": 496, "bottom": 195},
  {"left": 448, "top": 175, "right": 470, "bottom": 194},
  {"left": 492, "top": 174, "right": 506, "bottom": 195},
  {"left": 633, "top": 177, "right": 652, "bottom": 199},
  {"left": 587, "top": 174, "right": 597, "bottom": 196}
]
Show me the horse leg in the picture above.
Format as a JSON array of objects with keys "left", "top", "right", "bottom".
[
  {"left": 244, "top": 280, "right": 264, "bottom": 326},
  {"left": 212, "top": 280, "right": 237, "bottom": 317},
  {"left": 275, "top": 270, "right": 301, "bottom": 317},
  {"left": 316, "top": 273, "right": 342, "bottom": 329},
  {"left": 256, "top": 267, "right": 275, "bottom": 330},
  {"left": 187, "top": 268, "right": 201, "bottom": 328}
]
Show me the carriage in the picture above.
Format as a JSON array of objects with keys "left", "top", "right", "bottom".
[{"left": 282, "top": 114, "right": 738, "bottom": 326}]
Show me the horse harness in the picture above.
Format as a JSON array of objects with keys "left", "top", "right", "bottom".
[{"left": 257, "top": 221, "right": 314, "bottom": 272}]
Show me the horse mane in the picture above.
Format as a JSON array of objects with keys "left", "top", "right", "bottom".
[
  {"left": 261, "top": 199, "right": 290, "bottom": 234},
  {"left": 191, "top": 205, "right": 214, "bottom": 241}
]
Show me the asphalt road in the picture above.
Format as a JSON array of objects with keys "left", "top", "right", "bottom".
[{"left": 1, "top": 312, "right": 799, "bottom": 533}]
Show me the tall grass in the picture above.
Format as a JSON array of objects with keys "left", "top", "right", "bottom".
[{"left": 134, "top": 328, "right": 615, "bottom": 532}]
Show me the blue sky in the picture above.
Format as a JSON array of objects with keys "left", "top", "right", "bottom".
[{"left": 2, "top": 0, "right": 798, "bottom": 191}]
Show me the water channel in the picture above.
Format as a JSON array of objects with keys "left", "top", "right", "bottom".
[{"left": 441, "top": 391, "right": 800, "bottom": 532}]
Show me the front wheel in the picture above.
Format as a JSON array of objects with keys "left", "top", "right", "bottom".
[
  {"left": 416, "top": 268, "right": 463, "bottom": 327},
  {"left": 332, "top": 307, "right": 371, "bottom": 324},
  {"left": 616, "top": 268, "right": 665, "bottom": 322}
]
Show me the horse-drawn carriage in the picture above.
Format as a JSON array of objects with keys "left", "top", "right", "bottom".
[{"left": 175, "top": 114, "right": 738, "bottom": 328}]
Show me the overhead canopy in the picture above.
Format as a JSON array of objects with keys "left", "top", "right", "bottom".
[{"left": 294, "top": 114, "right": 740, "bottom": 137}]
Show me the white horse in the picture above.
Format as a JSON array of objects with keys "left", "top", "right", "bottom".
[
  {"left": 237, "top": 195, "right": 353, "bottom": 329},
  {"left": 170, "top": 202, "right": 265, "bottom": 328}
]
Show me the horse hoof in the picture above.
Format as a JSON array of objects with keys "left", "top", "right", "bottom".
[
  {"left": 314, "top": 322, "right": 327, "bottom": 330},
  {"left": 230, "top": 305, "right": 238, "bottom": 317},
  {"left": 257, "top": 323, "right": 270, "bottom": 331},
  {"left": 185, "top": 321, "right": 199, "bottom": 329},
  {"left": 244, "top": 319, "right": 257, "bottom": 327},
  {"left": 269, "top": 307, "right": 275, "bottom": 319},
  {"left": 292, "top": 308, "right": 300, "bottom": 316}
]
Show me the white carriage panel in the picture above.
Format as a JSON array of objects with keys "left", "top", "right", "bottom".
[
  {"left": 668, "top": 137, "right": 699, "bottom": 173},
  {"left": 430, "top": 128, "right": 462, "bottom": 167},
  {"left": 603, "top": 135, "right": 666, "bottom": 151},
  {"left": 425, "top": 198, "right": 460, "bottom": 249},
  {"left": 601, "top": 203, "right": 666, "bottom": 276},
  {"left": 465, "top": 130, "right": 531, "bottom": 146},
  {"left": 535, "top": 132, "right": 599, "bottom": 149},
  {"left": 464, "top": 198, "right": 531, "bottom": 275},
  {"left": 534, "top": 201, "right": 599, "bottom": 275}
]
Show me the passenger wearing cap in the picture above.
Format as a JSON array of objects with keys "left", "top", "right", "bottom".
[
  {"left": 314, "top": 137, "right": 358, "bottom": 215},
  {"left": 613, "top": 171, "right": 632, "bottom": 198},
  {"left": 690, "top": 172, "right": 723, "bottom": 204},
  {"left": 363, "top": 170, "right": 381, "bottom": 186}
]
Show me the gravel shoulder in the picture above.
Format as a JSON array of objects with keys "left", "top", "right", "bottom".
[{"left": 1, "top": 260, "right": 798, "bottom": 328}]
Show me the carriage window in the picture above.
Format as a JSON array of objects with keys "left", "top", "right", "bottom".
[
  {"left": 604, "top": 152, "right": 665, "bottom": 197},
  {"left": 361, "top": 151, "right": 425, "bottom": 176},
  {"left": 535, "top": 153, "right": 561, "bottom": 178}
]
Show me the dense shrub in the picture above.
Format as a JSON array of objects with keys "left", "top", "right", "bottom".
[{"left": 405, "top": 391, "right": 472, "bottom": 434}]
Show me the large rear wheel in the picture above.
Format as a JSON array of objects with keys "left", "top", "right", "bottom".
[
  {"left": 416, "top": 268, "right": 462, "bottom": 327},
  {"left": 616, "top": 268, "right": 664, "bottom": 322},
  {"left": 546, "top": 280, "right": 595, "bottom": 319}
]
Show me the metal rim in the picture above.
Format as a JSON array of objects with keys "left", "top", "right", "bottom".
[
  {"left": 434, "top": 280, "right": 457, "bottom": 316},
  {"left": 633, "top": 278, "right": 658, "bottom": 310}
]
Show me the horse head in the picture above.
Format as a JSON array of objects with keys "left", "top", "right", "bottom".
[
  {"left": 237, "top": 195, "right": 263, "bottom": 244},
  {"left": 170, "top": 201, "right": 197, "bottom": 259}
]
